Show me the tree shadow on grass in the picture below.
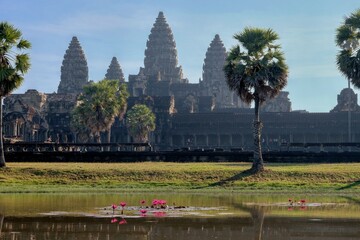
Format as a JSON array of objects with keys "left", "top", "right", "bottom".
[
  {"left": 341, "top": 196, "right": 360, "bottom": 206},
  {"left": 194, "top": 169, "right": 262, "bottom": 189},
  {"left": 337, "top": 180, "right": 360, "bottom": 190}
]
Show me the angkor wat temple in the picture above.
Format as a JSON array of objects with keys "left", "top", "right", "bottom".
[{"left": 4, "top": 12, "right": 360, "bottom": 150}]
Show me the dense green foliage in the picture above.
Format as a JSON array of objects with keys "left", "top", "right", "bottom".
[
  {"left": 224, "top": 28, "right": 288, "bottom": 173},
  {"left": 336, "top": 9, "right": 360, "bottom": 87},
  {"left": 72, "top": 79, "right": 128, "bottom": 143},
  {"left": 0, "top": 22, "right": 31, "bottom": 167},
  {"left": 126, "top": 104, "right": 156, "bottom": 142}
]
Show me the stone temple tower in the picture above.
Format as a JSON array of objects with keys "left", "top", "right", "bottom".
[
  {"left": 57, "top": 36, "right": 88, "bottom": 94},
  {"left": 200, "top": 34, "right": 244, "bottom": 108},
  {"left": 105, "top": 57, "right": 125, "bottom": 83},
  {"left": 143, "top": 11, "right": 184, "bottom": 83}
]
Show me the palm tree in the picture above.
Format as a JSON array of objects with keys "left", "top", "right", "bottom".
[
  {"left": 0, "top": 22, "right": 31, "bottom": 168},
  {"left": 224, "top": 27, "right": 288, "bottom": 173},
  {"left": 72, "top": 79, "right": 128, "bottom": 143},
  {"left": 336, "top": 9, "right": 360, "bottom": 142},
  {"left": 126, "top": 104, "right": 156, "bottom": 143},
  {"left": 336, "top": 9, "right": 360, "bottom": 88}
]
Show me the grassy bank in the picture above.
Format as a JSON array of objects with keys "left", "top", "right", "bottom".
[{"left": 0, "top": 162, "right": 360, "bottom": 193}]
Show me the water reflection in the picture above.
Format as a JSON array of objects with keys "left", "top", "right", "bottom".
[
  {"left": 0, "top": 215, "right": 3, "bottom": 238},
  {"left": 1, "top": 215, "right": 360, "bottom": 240},
  {"left": 1, "top": 194, "right": 360, "bottom": 239}
]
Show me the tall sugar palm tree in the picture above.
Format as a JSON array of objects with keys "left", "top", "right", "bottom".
[
  {"left": 0, "top": 22, "right": 31, "bottom": 167},
  {"left": 336, "top": 9, "right": 360, "bottom": 142},
  {"left": 72, "top": 79, "right": 128, "bottom": 143},
  {"left": 224, "top": 27, "right": 288, "bottom": 173},
  {"left": 336, "top": 9, "right": 360, "bottom": 88}
]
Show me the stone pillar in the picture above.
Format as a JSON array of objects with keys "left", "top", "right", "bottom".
[{"left": 12, "top": 122, "right": 16, "bottom": 136}]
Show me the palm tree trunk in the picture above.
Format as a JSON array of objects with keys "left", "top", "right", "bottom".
[
  {"left": 106, "top": 129, "right": 111, "bottom": 143},
  {"left": 252, "top": 96, "right": 264, "bottom": 173},
  {"left": 106, "top": 129, "right": 111, "bottom": 151},
  {"left": 0, "top": 96, "right": 6, "bottom": 168}
]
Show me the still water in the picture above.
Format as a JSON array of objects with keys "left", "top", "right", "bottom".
[{"left": 0, "top": 193, "right": 359, "bottom": 239}]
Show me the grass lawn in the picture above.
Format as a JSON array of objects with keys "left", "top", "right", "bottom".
[{"left": 0, "top": 162, "right": 359, "bottom": 193}]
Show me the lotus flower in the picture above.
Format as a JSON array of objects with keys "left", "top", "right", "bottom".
[
  {"left": 140, "top": 200, "right": 146, "bottom": 205},
  {"left": 111, "top": 218, "right": 118, "bottom": 223},
  {"left": 119, "top": 218, "right": 127, "bottom": 224},
  {"left": 152, "top": 199, "right": 159, "bottom": 206},
  {"left": 111, "top": 204, "right": 117, "bottom": 214},
  {"left": 120, "top": 202, "right": 127, "bottom": 207},
  {"left": 140, "top": 209, "right": 147, "bottom": 216}
]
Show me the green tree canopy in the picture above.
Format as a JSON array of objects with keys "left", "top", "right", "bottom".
[
  {"left": 224, "top": 27, "right": 288, "bottom": 173},
  {"left": 72, "top": 79, "right": 128, "bottom": 143},
  {"left": 0, "top": 22, "right": 31, "bottom": 167},
  {"left": 126, "top": 104, "right": 156, "bottom": 143},
  {"left": 336, "top": 8, "right": 360, "bottom": 88}
]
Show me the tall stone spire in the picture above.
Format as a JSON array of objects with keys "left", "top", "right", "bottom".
[
  {"left": 57, "top": 36, "right": 88, "bottom": 94},
  {"left": 202, "top": 34, "right": 227, "bottom": 85},
  {"left": 105, "top": 57, "right": 125, "bottom": 82},
  {"left": 143, "top": 11, "right": 183, "bottom": 83}
]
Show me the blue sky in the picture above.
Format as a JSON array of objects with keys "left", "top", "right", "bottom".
[{"left": 2, "top": 0, "right": 360, "bottom": 112}]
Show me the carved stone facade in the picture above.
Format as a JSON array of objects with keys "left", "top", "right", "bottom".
[
  {"left": 105, "top": 57, "right": 125, "bottom": 83},
  {"left": 331, "top": 88, "right": 360, "bottom": 112},
  {"left": 3, "top": 90, "right": 48, "bottom": 142},
  {"left": 57, "top": 36, "right": 89, "bottom": 94},
  {"left": 261, "top": 91, "right": 292, "bottom": 112},
  {"left": 199, "top": 34, "right": 246, "bottom": 109}
]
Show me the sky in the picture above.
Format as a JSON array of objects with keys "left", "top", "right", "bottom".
[{"left": 2, "top": 0, "right": 360, "bottom": 112}]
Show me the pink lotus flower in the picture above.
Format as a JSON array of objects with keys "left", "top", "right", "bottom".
[
  {"left": 140, "top": 200, "right": 146, "bottom": 205},
  {"left": 152, "top": 199, "right": 159, "bottom": 206},
  {"left": 111, "top": 218, "right": 118, "bottom": 223},
  {"left": 120, "top": 202, "right": 127, "bottom": 207},
  {"left": 159, "top": 200, "right": 167, "bottom": 205},
  {"left": 112, "top": 204, "right": 117, "bottom": 210},
  {"left": 119, "top": 218, "right": 127, "bottom": 224},
  {"left": 140, "top": 209, "right": 147, "bottom": 214}
]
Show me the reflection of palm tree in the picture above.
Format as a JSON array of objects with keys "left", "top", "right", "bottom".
[
  {"left": 0, "top": 214, "right": 4, "bottom": 237},
  {"left": 218, "top": 196, "right": 266, "bottom": 240}
]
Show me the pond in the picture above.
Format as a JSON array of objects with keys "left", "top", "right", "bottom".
[{"left": 0, "top": 193, "right": 359, "bottom": 239}]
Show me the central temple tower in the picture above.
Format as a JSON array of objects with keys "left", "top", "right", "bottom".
[
  {"left": 57, "top": 36, "right": 88, "bottom": 94},
  {"left": 143, "top": 11, "right": 184, "bottom": 83},
  {"left": 128, "top": 11, "right": 188, "bottom": 97}
]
